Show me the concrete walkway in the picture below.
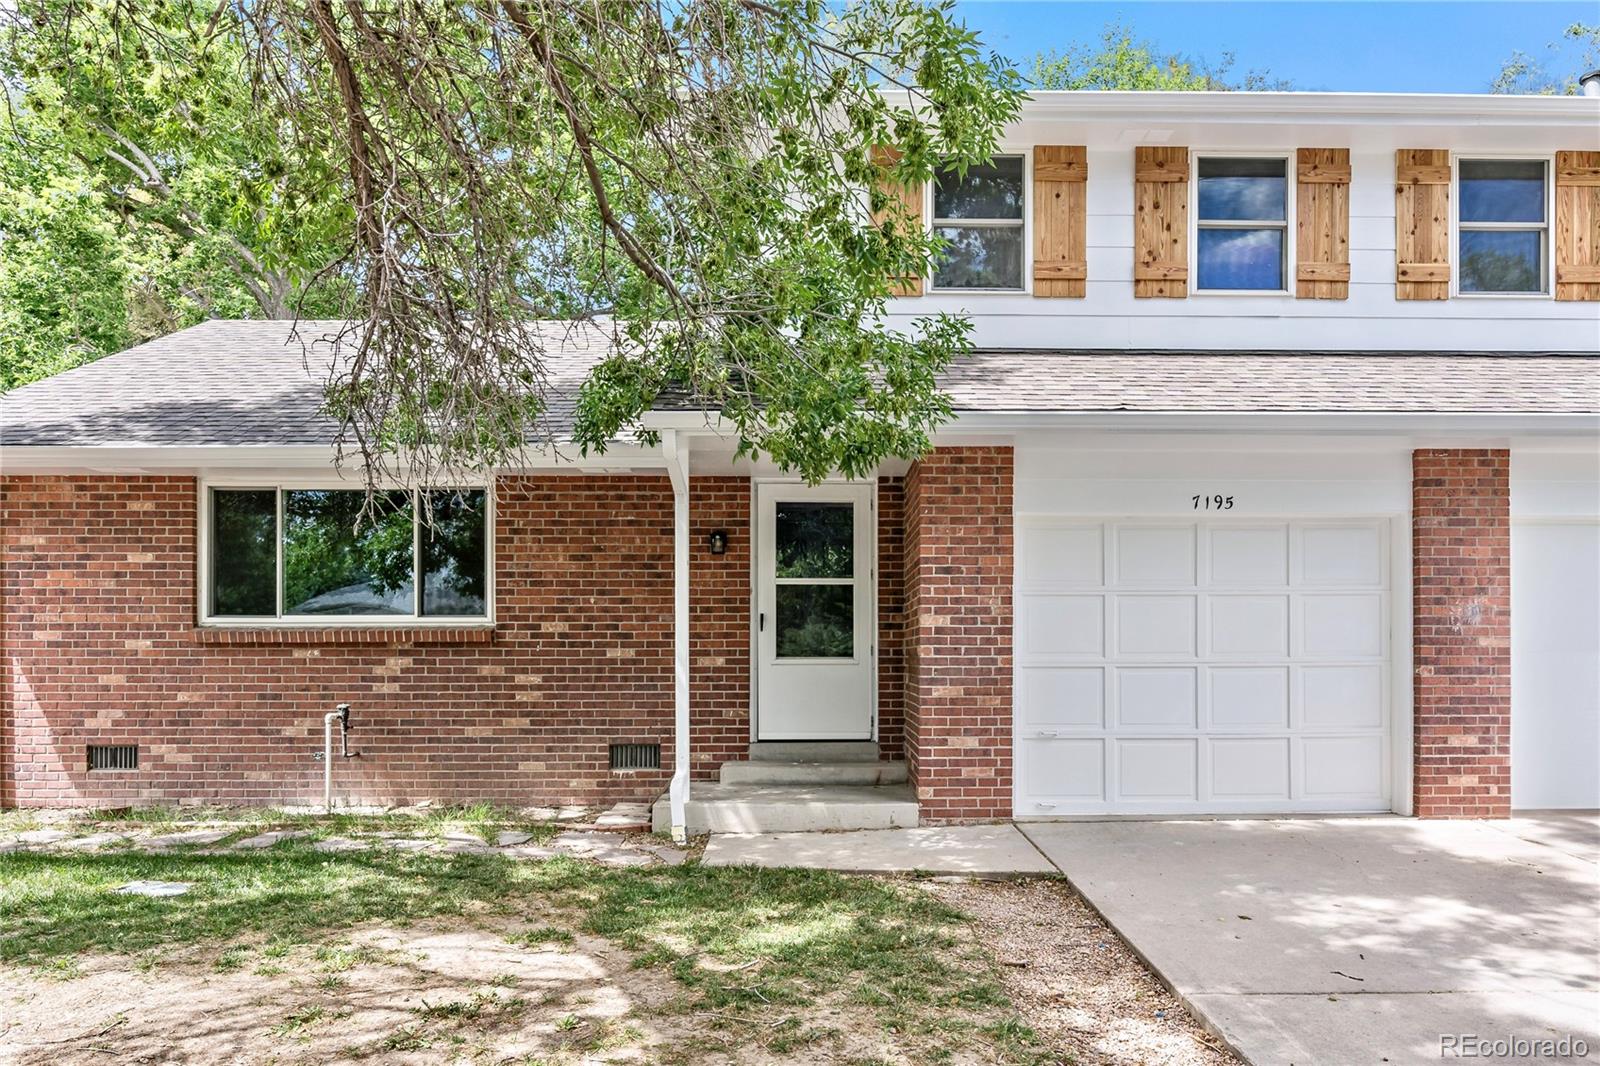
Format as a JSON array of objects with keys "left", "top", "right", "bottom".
[
  {"left": 1021, "top": 815, "right": 1600, "bottom": 1065},
  {"left": 702, "top": 823, "right": 1057, "bottom": 876}
]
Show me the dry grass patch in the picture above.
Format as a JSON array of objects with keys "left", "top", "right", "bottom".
[{"left": 1, "top": 841, "right": 1051, "bottom": 1064}]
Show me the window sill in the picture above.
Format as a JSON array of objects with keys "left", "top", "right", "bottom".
[{"left": 191, "top": 625, "right": 496, "bottom": 646}]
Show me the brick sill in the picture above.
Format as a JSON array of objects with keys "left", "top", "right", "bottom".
[{"left": 191, "top": 626, "right": 495, "bottom": 646}]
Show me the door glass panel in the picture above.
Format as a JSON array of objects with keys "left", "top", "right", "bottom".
[
  {"left": 776, "top": 584, "right": 854, "bottom": 658},
  {"left": 775, "top": 502, "right": 853, "bottom": 578}
]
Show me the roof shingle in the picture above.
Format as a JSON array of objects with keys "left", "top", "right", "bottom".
[
  {"left": 2, "top": 321, "right": 1594, "bottom": 448},
  {"left": 0, "top": 319, "right": 616, "bottom": 447}
]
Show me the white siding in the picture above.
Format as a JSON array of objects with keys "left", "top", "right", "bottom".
[{"left": 888, "top": 111, "right": 1600, "bottom": 352}]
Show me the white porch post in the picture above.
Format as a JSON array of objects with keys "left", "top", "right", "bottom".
[{"left": 662, "top": 430, "right": 691, "bottom": 842}]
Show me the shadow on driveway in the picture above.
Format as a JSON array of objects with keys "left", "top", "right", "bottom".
[{"left": 1020, "top": 814, "right": 1600, "bottom": 1065}]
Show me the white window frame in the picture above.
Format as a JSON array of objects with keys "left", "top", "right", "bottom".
[
  {"left": 1189, "top": 151, "right": 1295, "bottom": 296},
  {"left": 1451, "top": 153, "right": 1554, "bottom": 300},
  {"left": 197, "top": 475, "right": 494, "bottom": 627},
  {"left": 928, "top": 151, "right": 1029, "bottom": 293}
]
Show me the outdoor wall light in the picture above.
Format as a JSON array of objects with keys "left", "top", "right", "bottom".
[{"left": 707, "top": 530, "right": 729, "bottom": 555}]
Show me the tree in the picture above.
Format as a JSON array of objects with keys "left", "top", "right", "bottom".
[
  {"left": 6, "top": 0, "right": 1023, "bottom": 488},
  {"left": 0, "top": 133, "right": 131, "bottom": 390},
  {"left": 1030, "top": 23, "right": 1288, "bottom": 91},
  {"left": 0, "top": 4, "right": 351, "bottom": 390},
  {"left": 1491, "top": 23, "right": 1600, "bottom": 95}
]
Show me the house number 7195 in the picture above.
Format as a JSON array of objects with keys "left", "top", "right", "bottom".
[{"left": 1193, "top": 494, "right": 1234, "bottom": 510}]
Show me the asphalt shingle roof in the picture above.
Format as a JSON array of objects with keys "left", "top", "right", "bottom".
[
  {"left": 941, "top": 349, "right": 1600, "bottom": 414},
  {"left": 0, "top": 319, "right": 616, "bottom": 448},
  {"left": 2, "top": 321, "right": 1595, "bottom": 448}
]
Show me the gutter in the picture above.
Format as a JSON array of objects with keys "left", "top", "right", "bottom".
[
  {"left": 639, "top": 410, "right": 1600, "bottom": 439},
  {"left": 879, "top": 87, "right": 1600, "bottom": 126},
  {"left": 0, "top": 441, "right": 672, "bottom": 474},
  {"left": 932, "top": 411, "right": 1600, "bottom": 436}
]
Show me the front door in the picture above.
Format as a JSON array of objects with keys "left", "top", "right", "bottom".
[{"left": 755, "top": 482, "right": 874, "bottom": 740}]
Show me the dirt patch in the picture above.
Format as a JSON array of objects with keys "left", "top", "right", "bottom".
[
  {"left": 0, "top": 915, "right": 687, "bottom": 1065},
  {"left": 0, "top": 910, "right": 982, "bottom": 1066},
  {"left": 926, "top": 879, "right": 1242, "bottom": 1066}
]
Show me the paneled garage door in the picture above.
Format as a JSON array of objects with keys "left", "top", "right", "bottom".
[{"left": 1016, "top": 519, "right": 1392, "bottom": 815}]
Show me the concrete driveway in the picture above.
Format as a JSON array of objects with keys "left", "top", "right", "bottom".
[{"left": 1021, "top": 815, "right": 1600, "bottom": 1065}]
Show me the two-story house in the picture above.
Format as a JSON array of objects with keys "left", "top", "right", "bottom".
[{"left": 3, "top": 91, "right": 1597, "bottom": 839}]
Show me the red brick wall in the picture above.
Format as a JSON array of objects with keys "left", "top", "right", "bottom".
[
  {"left": 876, "top": 476, "right": 905, "bottom": 761},
  {"left": 1, "top": 473, "right": 749, "bottom": 809},
  {"left": 690, "top": 477, "right": 751, "bottom": 777},
  {"left": 1412, "top": 449, "right": 1512, "bottom": 819},
  {"left": 901, "top": 448, "right": 1014, "bottom": 821}
]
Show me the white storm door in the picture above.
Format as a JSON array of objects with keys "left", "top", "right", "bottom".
[{"left": 755, "top": 483, "right": 874, "bottom": 740}]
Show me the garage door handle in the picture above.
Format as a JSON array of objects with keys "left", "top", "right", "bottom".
[
  {"left": 1035, "top": 730, "right": 1061, "bottom": 737},
  {"left": 1035, "top": 802, "right": 1057, "bottom": 809}
]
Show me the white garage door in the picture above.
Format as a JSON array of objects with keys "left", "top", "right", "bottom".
[
  {"left": 1512, "top": 521, "right": 1600, "bottom": 810},
  {"left": 1016, "top": 518, "right": 1392, "bottom": 815}
]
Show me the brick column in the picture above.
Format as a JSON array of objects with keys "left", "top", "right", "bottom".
[
  {"left": 902, "top": 447, "right": 1013, "bottom": 821},
  {"left": 1412, "top": 449, "right": 1511, "bottom": 818},
  {"left": 689, "top": 477, "right": 752, "bottom": 779},
  {"left": 876, "top": 476, "right": 907, "bottom": 762}
]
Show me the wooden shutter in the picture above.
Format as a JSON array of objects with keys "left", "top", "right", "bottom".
[
  {"left": 1134, "top": 147, "right": 1188, "bottom": 298},
  {"left": 1395, "top": 149, "right": 1450, "bottom": 301},
  {"left": 871, "top": 146, "right": 924, "bottom": 297},
  {"left": 1033, "top": 145, "right": 1087, "bottom": 297},
  {"left": 1295, "top": 149, "right": 1351, "bottom": 299},
  {"left": 1555, "top": 151, "right": 1600, "bottom": 301}
]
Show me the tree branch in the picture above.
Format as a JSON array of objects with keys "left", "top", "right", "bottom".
[{"left": 500, "top": 1, "right": 689, "bottom": 309}]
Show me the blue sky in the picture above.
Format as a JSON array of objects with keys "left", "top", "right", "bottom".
[{"left": 949, "top": 2, "right": 1599, "bottom": 92}]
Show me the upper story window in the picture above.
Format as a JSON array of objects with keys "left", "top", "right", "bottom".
[
  {"left": 206, "top": 485, "right": 489, "bottom": 623},
  {"left": 1457, "top": 159, "right": 1549, "bottom": 295},
  {"left": 1195, "top": 157, "right": 1290, "bottom": 292},
  {"left": 931, "top": 156, "right": 1024, "bottom": 290}
]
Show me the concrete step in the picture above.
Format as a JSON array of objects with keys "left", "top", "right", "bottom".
[
  {"left": 747, "top": 741, "right": 879, "bottom": 763},
  {"left": 651, "top": 782, "right": 919, "bottom": 835},
  {"left": 719, "top": 760, "right": 908, "bottom": 786}
]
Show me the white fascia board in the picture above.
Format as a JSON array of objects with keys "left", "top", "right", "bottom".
[
  {"left": 1019, "top": 91, "right": 1600, "bottom": 127},
  {"left": 639, "top": 410, "right": 731, "bottom": 432},
  {"left": 0, "top": 444, "right": 338, "bottom": 473},
  {"left": 628, "top": 408, "right": 1600, "bottom": 452},
  {"left": 0, "top": 442, "right": 670, "bottom": 474},
  {"left": 882, "top": 88, "right": 1600, "bottom": 128},
  {"left": 934, "top": 411, "right": 1600, "bottom": 438}
]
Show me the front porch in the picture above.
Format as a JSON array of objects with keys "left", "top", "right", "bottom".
[
  {"left": 653, "top": 741, "right": 915, "bottom": 834},
  {"left": 659, "top": 437, "right": 1015, "bottom": 839}
]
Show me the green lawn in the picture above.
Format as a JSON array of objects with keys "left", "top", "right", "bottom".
[{"left": 0, "top": 832, "right": 1054, "bottom": 1063}]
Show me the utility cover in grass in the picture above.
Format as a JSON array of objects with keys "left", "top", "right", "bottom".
[{"left": 115, "top": 880, "right": 193, "bottom": 897}]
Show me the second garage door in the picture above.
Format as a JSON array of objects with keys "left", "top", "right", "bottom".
[{"left": 1016, "top": 518, "right": 1393, "bottom": 816}]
